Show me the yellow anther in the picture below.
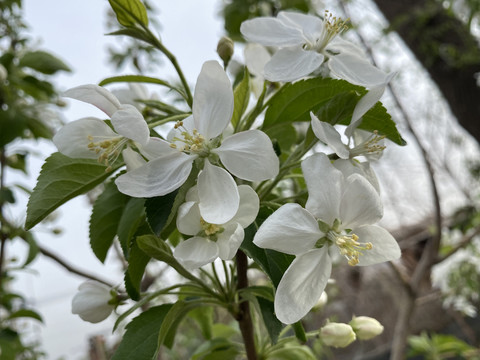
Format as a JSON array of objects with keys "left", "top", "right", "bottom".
[
  {"left": 328, "top": 230, "right": 373, "bottom": 267},
  {"left": 170, "top": 143, "right": 177, "bottom": 149},
  {"left": 200, "top": 219, "right": 222, "bottom": 236}
]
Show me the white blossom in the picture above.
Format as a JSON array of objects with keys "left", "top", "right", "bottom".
[
  {"left": 53, "top": 84, "right": 149, "bottom": 169},
  {"left": 115, "top": 61, "right": 278, "bottom": 224},
  {"left": 253, "top": 152, "right": 400, "bottom": 324},
  {"left": 173, "top": 184, "right": 259, "bottom": 270},
  {"left": 71, "top": 281, "right": 115, "bottom": 323}
]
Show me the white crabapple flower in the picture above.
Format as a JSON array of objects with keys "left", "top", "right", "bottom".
[
  {"left": 253, "top": 152, "right": 401, "bottom": 324},
  {"left": 53, "top": 84, "right": 149, "bottom": 170},
  {"left": 115, "top": 61, "right": 279, "bottom": 224},
  {"left": 240, "top": 10, "right": 391, "bottom": 86},
  {"left": 71, "top": 281, "right": 116, "bottom": 323},
  {"left": 173, "top": 184, "right": 259, "bottom": 270}
]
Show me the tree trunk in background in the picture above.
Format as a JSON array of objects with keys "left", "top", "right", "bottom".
[{"left": 371, "top": 0, "right": 480, "bottom": 143}]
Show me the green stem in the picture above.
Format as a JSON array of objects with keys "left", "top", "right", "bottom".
[{"left": 148, "top": 113, "right": 190, "bottom": 128}]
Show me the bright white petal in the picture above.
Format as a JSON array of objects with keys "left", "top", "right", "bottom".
[
  {"left": 138, "top": 137, "right": 179, "bottom": 161},
  {"left": 333, "top": 159, "right": 380, "bottom": 194},
  {"left": 230, "top": 185, "right": 259, "bottom": 228},
  {"left": 111, "top": 104, "right": 149, "bottom": 146},
  {"left": 176, "top": 201, "right": 202, "bottom": 236},
  {"left": 115, "top": 152, "right": 193, "bottom": 197},
  {"left": 310, "top": 113, "right": 349, "bottom": 159},
  {"left": 64, "top": 84, "right": 121, "bottom": 117},
  {"left": 253, "top": 203, "right": 322, "bottom": 255},
  {"left": 214, "top": 130, "right": 279, "bottom": 181},
  {"left": 275, "top": 248, "right": 331, "bottom": 324},
  {"left": 264, "top": 47, "right": 324, "bottom": 82},
  {"left": 122, "top": 147, "right": 146, "bottom": 171},
  {"left": 245, "top": 43, "right": 271, "bottom": 78},
  {"left": 71, "top": 281, "right": 113, "bottom": 323},
  {"left": 340, "top": 174, "right": 383, "bottom": 229},
  {"left": 173, "top": 237, "right": 219, "bottom": 270},
  {"left": 277, "top": 11, "right": 323, "bottom": 44},
  {"left": 185, "top": 185, "right": 200, "bottom": 203},
  {"left": 302, "top": 153, "right": 343, "bottom": 225},
  {"left": 328, "top": 53, "right": 388, "bottom": 87},
  {"left": 353, "top": 225, "right": 401, "bottom": 266},
  {"left": 198, "top": 160, "right": 239, "bottom": 225},
  {"left": 240, "top": 17, "right": 305, "bottom": 47},
  {"left": 53, "top": 117, "right": 117, "bottom": 159},
  {"left": 193, "top": 61, "right": 233, "bottom": 139},
  {"left": 217, "top": 223, "right": 244, "bottom": 260}
]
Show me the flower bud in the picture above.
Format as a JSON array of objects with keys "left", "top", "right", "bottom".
[
  {"left": 320, "top": 322, "right": 356, "bottom": 348},
  {"left": 349, "top": 316, "right": 384, "bottom": 340},
  {"left": 71, "top": 281, "right": 116, "bottom": 323},
  {"left": 216, "top": 36, "right": 234, "bottom": 67}
]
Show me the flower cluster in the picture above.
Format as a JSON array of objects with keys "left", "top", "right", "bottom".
[{"left": 55, "top": 8, "right": 402, "bottom": 327}]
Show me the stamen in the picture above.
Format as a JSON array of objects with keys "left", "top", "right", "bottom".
[
  {"left": 349, "top": 130, "right": 386, "bottom": 158},
  {"left": 87, "top": 135, "right": 127, "bottom": 169},
  {"left": 199, "top": 218, "right": 224, "bottom": 239},
  {"left": 328, "top": 230, "right": 373, "bottom": 266}
]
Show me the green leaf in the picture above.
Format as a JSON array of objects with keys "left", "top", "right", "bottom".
[
  {"left": 137, "top": 234, "right": 173, "bottom": 261},
  {"left": 18, "top": 50, "right": 70, "bottom": 75},
  {"left": 155, "top": 300, "right": 206, "bottom": 353},
  {"left": 25, "top": 153, "right": 121, "bottom": 230},
  {"left": 265, "top": 124, "right": 297, "bottom": 155},
  {"left": 144, "top": 191, "right": 178, "bottom": 237},
  {"left": 117, "top": 197, "right": 145, "bottom": 258},
  {"left": 99, "top": 75, "right": 185, "bottom": 99},
  {"left": 231, "top": 69, "right": 250, "bottom": 128},
  {"left": 192, "top": 338, "right": 240, "bottom": 360},
  {"left": 107, "top": 28, "right": 151, "bottom": 43},
  {"left": 257, "top": 297, "right": 283, "bottom": 344},
  {"left": 292, "top": 321, "right": 307, "bottom": 343},
  {"left": 263, "top": 77, "right": 405, "bottom": 146},
  {"left": 239, "top": 285, "right": 274, "bottom": 302},
  {"left": 124, "top": 240, "right": 150, "bottom": 300},
  {"left": 109, "top": 0, "right": 149, "bottom": 27},
  {"left": 8, "top": 309, "right": 43, "bottom": 323},
  {"left": 90, "top": 180, "right": 129, "bottom": 262},
  {"left": 112, "top": 304, "right": 173, "bottom": 360},
  {"left": 21, "top": 232, "right": 39, "bottom": 267},
  {"left": 189, "top": 306, "right": 213, "bottom": 340}
]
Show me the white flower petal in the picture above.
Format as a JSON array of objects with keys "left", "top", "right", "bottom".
[
  {"left": 240, "top": 17, "right": 305, "bottom": 47},
  {"left": 310, "top": 112, "right": 349, "bottom": 159},
  {"left": 275, "top": 248, "right": 331, "bottom": 324},
  {"left": 302, "top": 153, "right": 343, "bottom": 225},
  {"left": 173, "top": 237, "right": 219, "bottom": 270},
  {"left": 333, "top": 159, "right": 380, "bottom": 194},
  {"left": 328, "top": 53, "right": 389, "bottom": 87},
  {"left": 193, "top": 61, "right": 233, "bottom": 139},
  {"left": 185, "top": 185, "right": 200, "bottom": 203},
  {"left": 64, "top": 84, "right": 121, "bottom": 117},
  {"left": 277, "top": 11, "right": 323, "bottom": 44},
  {"left": 176, "top": 201, "right": 202, "bottom": 236},
  {"left": 214, "top": 130, "right": 279, "bottom": 181},
  {"left": 264, "top": 47, "right": 324, "bottom": 82},
  {"left": 353, "top": 225, "right": 401, "bottom": 266},
  {"left": 253, "top": 203, "right": 322, "bottom": 255},
  {"left": 138, "top": 137, "right": 179, "bottom": 160},
  {"left": 53, "top": 117, "right": 117, "bottom": 159},
  {"left": 230, "top": 185, "right": 259, "bottom": 228},
  {"left": 115, "top": 152, "right": 193, "bottom": 197},
  {"left": 245, "top": 43, "right": 271, "bottom": 78},
  {"left": 340, "top": 174, "right": 383, "bottom": 229},
  {"left": 122, "top": 147, "right": 146, "bottom": 171},
  {"left": 111, "top": 104, "right": 149, "bottom": 146},
  {"left": 198, "top": 160, "right": 239, "bottom": 225},
  {"left": 217, "top": 223, "right": 244, "bottom": 260},
  {"left": 71, "top": 281, "right": 113, "bottom": 323}
]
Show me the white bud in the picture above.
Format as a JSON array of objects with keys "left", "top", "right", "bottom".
[
  {"left": 71, "top": 281, "right": 115, "bottom": 323},
  {"left": 350, "top": 316, "right": 384, "bottom": 340},
  {"left": 320, "top": 322, "right": 356, "bottom": 348}
]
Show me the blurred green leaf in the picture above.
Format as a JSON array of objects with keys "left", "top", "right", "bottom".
[
  {"left": 8, "top": 309, "right": 43, "bottom": 323},
  {"left": 18, "top": 50, "right": 70, "bottom": 75},
  {"left": 232, "top": 69, "right": 250, "bottom": 128}
]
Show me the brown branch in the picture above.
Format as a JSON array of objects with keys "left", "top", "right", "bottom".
[
  {"left": 36, "top": 243, "right": 115, "bottom": 288},
  {"left": 235, "top": 250, "right": 257, "bottom": 360}
]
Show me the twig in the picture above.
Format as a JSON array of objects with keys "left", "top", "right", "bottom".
[{"left": 235, "top": 250, "right": 257, "bottom": 360}]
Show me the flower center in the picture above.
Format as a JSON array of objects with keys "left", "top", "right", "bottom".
[
  {"left": 169, "top": 121, "right": 210, "bottom": 157},
  {"left": 199, "top": 218, "right": 224, "bottom": 240},
  {"left": 304, "top": 10, "right": 349, "bottom": 53},
  {"left": 87, "top": 135, "right": 127, "bottom": 171},
  {"left": 327, "top": 230, "right": 372, "bottom": 266},
  {"left": 349, "top": 130, "right": 386, "bottom": 158}
]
